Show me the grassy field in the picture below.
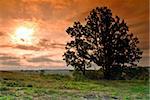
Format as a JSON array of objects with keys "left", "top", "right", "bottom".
[{"left": 0, "top": 71, "right": 149, "bottom": 100}]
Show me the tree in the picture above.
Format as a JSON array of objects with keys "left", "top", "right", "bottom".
[{"left": 63, "top": 7, "right": 143, "bottom": 79}]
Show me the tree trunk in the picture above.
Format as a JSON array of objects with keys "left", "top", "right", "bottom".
[
  {"left": 82, "top": 66, "right": 86, "bottom": 76},
  {"left": 103, "top": 65, "right": 111, "bottom": 80},
  {"left": 79, "top": 66, "right": 86, "bottom": 76}
]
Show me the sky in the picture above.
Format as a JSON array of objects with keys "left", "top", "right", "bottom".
[{"left": 0, "top": 0, "right": 149, "bottom": 70}]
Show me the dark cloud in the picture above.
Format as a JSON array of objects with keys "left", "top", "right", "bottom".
[
  {"left": 38, "top": 39, "right": 65, "bottom": 49},
  {"left": 0, "top": 44, "right": 43, "bottom": 52},
  {"left": 15, "top": 45, "right": 41, "bottom": 51},
  {"left": 0, "top": 40, "right": 65, "bottom": 51},
  {"left": 27, "top": 56, "right": 62, "bottom": 63},
  {"left": 50, "top": 43, "right": 65, "bottom": 49},
  {"left": 1, "top": 61, "right": 20, "bottom": 66},
  {"left": 0, "top": 53, "right": 20, "bottom": 60},
  {"left": 0, "top": 56, "right": 18, "bottom": 60},
  {"left": 0, "top": 54, "right": 20, "bottom": 66}
]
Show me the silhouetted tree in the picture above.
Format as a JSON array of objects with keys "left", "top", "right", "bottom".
[{"left": 63, "top": 7, "right": 142, "bottom": 79}]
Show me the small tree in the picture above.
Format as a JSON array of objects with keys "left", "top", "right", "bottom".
[{"left": 63, "top": 7, "right": 142, "bottom": 79}]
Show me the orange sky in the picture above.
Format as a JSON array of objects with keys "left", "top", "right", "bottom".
[{"left": 0, "top": 0, "right": 149, "bottom": 70}]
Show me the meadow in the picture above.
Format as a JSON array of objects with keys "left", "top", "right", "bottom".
[{"left": 0, "top": 71, "right": 149, "bottom": 100}]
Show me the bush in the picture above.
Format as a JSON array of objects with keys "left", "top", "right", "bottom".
[
  {"left": 109, "top": 66, "right": 123, "bottom": 80},
  {"left": 6, "top": 82, "right": 18, "bottom": 87},
  {"left": 0, "top": 87, "right": 9, "bottom": 91},
  {"left": 122, "top": 67, "right": 149, "bottom": 80},
  {"left": 85, "top": 69, "right": 104, "bottom": 80},
  {"left": 72, "top": 70, "right": 87, "bottom": 81},
  {"left": 50, "top": 74, "right": 72, "bottom": 81},
  {"left": 72, "top": 67, "right": 149, "bottom": 80}
]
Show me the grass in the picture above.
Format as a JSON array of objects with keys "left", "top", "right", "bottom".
[{"left": 0, "top": 71, "right": 149, "bottom": 100}]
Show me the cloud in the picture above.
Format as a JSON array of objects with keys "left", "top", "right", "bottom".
[
  {"left": 0, "top": 32, "right": 5, "bottom": 36},
  {"left": 14, "top": 39, "right": 65, "bottom": 51},
  {"left": 1, "top": 61, "right": 20, "bottom": 66},
  {"left": 0, "top": 45, "right": 14, "bottom": 48},
  {"left": 0, "top": 40, "right": 65, "bottom": 51},
  {"left": 0, "top": 53, "right": 20, "bottom": 60},
  {"left": 15, "top": 45, "right": 41, "bottom": 51},
  {"left": 0, "top": 56, "right": 18, "bottom": 60},
  {"left": 0, "top": 52, "right": 64, "bottom": 68},
  {"left": 27, "top": 56, "right": 62, "bottom": 63},
  {"left": 129, "top": 21, "right": 149, "bottom": 29},
  {"left": 0, "top": 0, "right": 75, "bottom": 20},
  {"left": 38, "top": 39, "right": 65, "bottom": 49},
  {"left": 139, "top": 56, "right": 149, "bottom": 66},
  {"left": 0, "top": 53, "right": 20, "bottom": 66}
]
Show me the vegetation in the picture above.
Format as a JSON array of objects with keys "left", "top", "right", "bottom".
[
  {"left": 63, "top": 7, "right": 142, "bottom": 79},
  {"left": 0, "top": 71, "right": 149, "bottom": 99}
]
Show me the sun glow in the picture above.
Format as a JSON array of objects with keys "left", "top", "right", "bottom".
[
  {"left": 11, "top": 22, "right": 38, "bottom": 45},
  {"left": 15, "top": 26, "right": 34, "bottom": 40}
]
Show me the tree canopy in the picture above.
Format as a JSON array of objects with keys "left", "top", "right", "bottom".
[{"left": 63, "top": 7, "right": 143, "bottom": 79}]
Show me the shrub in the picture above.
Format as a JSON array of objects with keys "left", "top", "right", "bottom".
[{"left": 72, "top": 70, "right": 87, "bottom": 81}]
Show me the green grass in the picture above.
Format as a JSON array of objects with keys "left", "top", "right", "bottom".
[{"left": 0, "top": 71, "right": 149, "bottom": 100}]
